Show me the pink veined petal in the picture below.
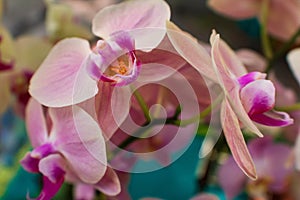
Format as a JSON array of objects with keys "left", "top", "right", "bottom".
[
  {"left": 227, "top": 86, "right": 263, "bottom": 137},
  {"left": 96, "top": 82, "right": 131, "bottom": 139},
  {"left": 94, "top": 167, "right": 121, "bottom": 196},
  {"left": 208, "top": 0, "right": 260, "bottom": 19},
  {"left": 74, "top": 183, "right": 95, "bottom": 200},
  {"left": 49, "top": 105, "right": 107, "bottom": 184},
  {"left": 217, "top": 156, "right": 246, "bottom": 200},
  {"left": 267, "top": 0, "right": 300, "bottom": 40},
  {"left": 221, "top": 100, "right": 257, "bottom": 179},
  {"left": 240, "top": 79, "right": 275, "bottom": 115},
  {"left": 29, "top": 38, "right": 98, "bottom": 107},
  {"left": 287, "top": 48, "right": 300, "bottom": 86},
  {"left": 166, "top": 21, "right": 217, "bottom": 83},
  {"left": 250, "top": 110, "right": 294, "bottom": 127},
  {"left": 25, "top": 98, "right": 48, "bottom": 148},
  {"left": 210, "top": 30, "right": 247, "bottom": 81},
  {"left": 20, "top": 152, "right": 40, "bottom": 173},
  {"left": 92, "top": 0, "right": 170, "bottom": 39},
  {"left": 236, "top": 49, "right": 267, "bottom": 72}
]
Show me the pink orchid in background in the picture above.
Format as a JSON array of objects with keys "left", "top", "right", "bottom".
[
  {"left": 29, "top": 0, "right": 172, "bottom": 139},
  {"left": 287, "top": 48, "right": 300, "bottom": 86},
  {"left": 166, "top": 22, "right": 293, "bottom": 179},
  {"left": 20, "top": 98, "right": 120, "bottom": 199},
  {"left": 208, "top": 0, "right": 300, "bottom": 41},
  {"left": 218, "top": 136, "right": 293, "bottom": 200}
]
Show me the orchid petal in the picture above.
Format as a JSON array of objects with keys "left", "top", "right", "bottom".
[
  {"left": 25, "top": 98, "right": 48, "bottom": 148},
  {"left": 217, "top": 156, "right": 246, "bottom": 200},
  {"left": 248, "top": 137, "right": 292, "bottom": 192},
  {"left": 251, "top": 110, "right": 294, "bottom": 127},
  {"left": 20, "top": 152, "right": 40, "bottom": 173},
  {"left": 38, "top": 154, "right": 66, "bottom": 184},
  {"left": 221, "top": 100, "right": 257, "bottom": 179},
  {"left": 287, "top": 48, "right": 300, "bottom": 86},
  {"left": 92, "top": 0, "right": 170, "bottom": 39},
  {"left": 237, "top": 72, "right": 266, "bottom": 88},
  {"left": 94, "top": 167, "right": 121, "bottom": 196},
  {"left": 228, "top": 87, "right": 263, "bottom": 137},
  {"left": 29, "top": 38, "right": 98, "bottom": 107},
  {"left": 49, "top": 105, "right": 107, "bottom": 184},
  {"left": 74, "top": 184, "right": 95, "bottom": 200},
  {"left": 210, "top": 30, "right": 247, "bottom": 82},
  {"left": 267, "top": 0, "right": 300, "bottom": 40},
  {"left": 166, "top": 21, "right": 217, "bottom": 82},
  {"left": 96, "top": 82, "right": 131, "bottom": 139},
  {"left": 240, "top": 79, "right": 275, "bottom": 115},
  {"left": 236, "top": 49, "right": 267, "bottom": 72},
  {"left": 208, "top": 0, "right": 259, "bottom": 19}
]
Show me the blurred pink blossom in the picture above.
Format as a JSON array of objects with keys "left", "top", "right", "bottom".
[
  {"left": 218, "top": 136, "right": 293, "bottom": 200},
  {"left": 208, "top": 0, "right": 300, "bottom": 41}
]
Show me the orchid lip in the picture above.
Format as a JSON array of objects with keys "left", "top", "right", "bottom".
[
  {"left": 86, "top": 33, "right": 141, "bottom": 86},
  {"left": 31, "top": 143, "right": 55, "bottom": 159}
]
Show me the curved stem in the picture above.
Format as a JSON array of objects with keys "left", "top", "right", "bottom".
[{"left": 131, "top": 87, "right": 151, "bottom": 123}]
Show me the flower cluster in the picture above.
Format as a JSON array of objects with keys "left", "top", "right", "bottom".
[{"left": 0, "top": 0, "right": 299, "bottom": 199}]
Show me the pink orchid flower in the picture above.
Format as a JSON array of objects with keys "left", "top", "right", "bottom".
[
  {"left": 29, "top": 0, "right": 172, "bottom": 139},
  {"left": 208, "top": 0, "right": 300, "bottom": 41},
  {"left": 167, "top": 22, "right": 293, "bottom": 179},
  {"left": 218, "top": 136, "right": 293, "bottom": 200},
  {"left": 20, "top": 98, "right": 114, "bottom": 199}
]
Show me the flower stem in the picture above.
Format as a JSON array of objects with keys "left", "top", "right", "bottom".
[
  {"left": 260, "top": 0, "right": 273, "bottom": 60},
  {"left": 276, "top": 102, "right": 300, "bottom": 112},
  {"left": 131, "top": 87, "right": 151, "bottom": 123},
  {"left": 265, "top": 28, "right": 300, "bottom": 73}
]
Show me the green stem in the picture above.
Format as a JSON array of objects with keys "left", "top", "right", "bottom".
[
  {"left": 265, "top": 28, "right": 300, "bottom": 73},
  {"left": 114, "top": 94, "right": 224, "bottom": 153},
  {"left": 180, "top": 93, "right": 224, "bottom": 126},
  {"left": 276, "top": 102, "right": 300, "bottom": 112},
  {"left": 131, "top": 87, "right": 151, "bottom": 123},
  {"left": 260, "top": 0, "right": 273, "bottom": 60}
]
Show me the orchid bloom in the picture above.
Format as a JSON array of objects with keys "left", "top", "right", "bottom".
[
  {"left": 166, "top": 23, "right": 293, "bottom": 179},
  {"left": 20, "top": 98, "right": 116, "bottom": 199},
  {"left": 29, "top": 0, "right": 172, "bottom": 139},
  {"left": 208, "top": 0, "right": 300, "bottom": 41},
  {"left": 209, "top": 30, "right": 293, "bottom": 179},
  {"left": 218, "top": 136, "right": 293, "bottom": 200}
]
